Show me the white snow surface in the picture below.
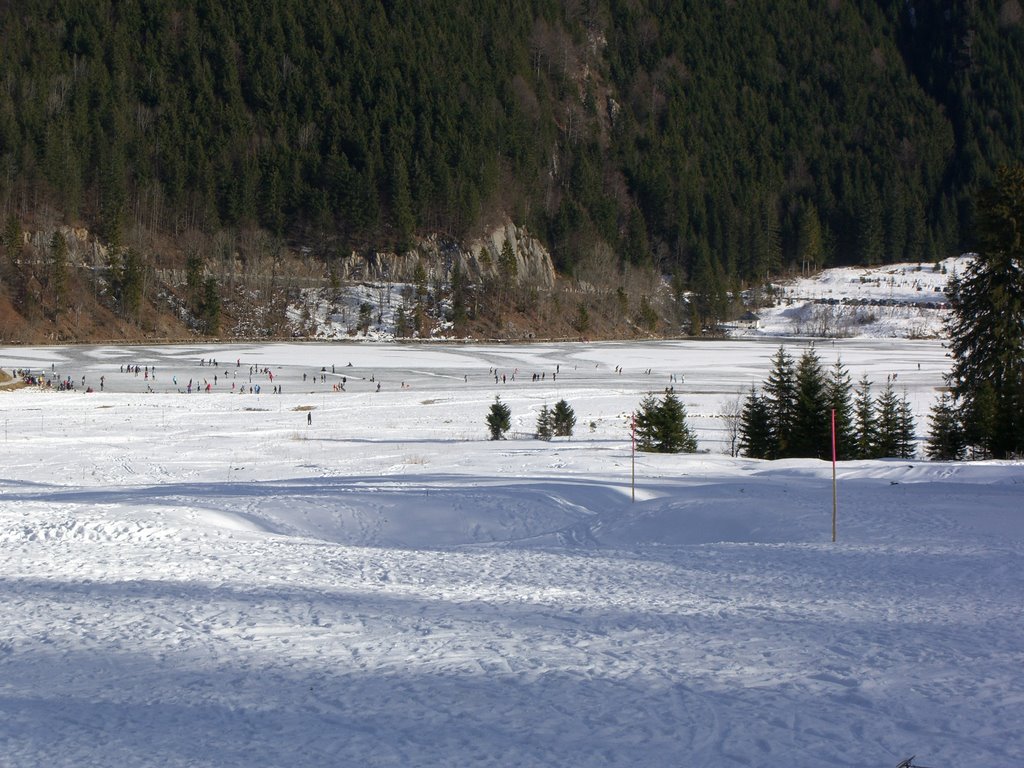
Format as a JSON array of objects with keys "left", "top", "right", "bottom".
[
  {"left": 1, "top": 337, "right": 1021, "bottom": 768},
  {"left": 735, "top": 257, "right": 966, "bottom": 339}
]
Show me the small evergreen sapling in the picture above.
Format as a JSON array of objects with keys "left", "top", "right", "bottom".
[
  {"left": 634, "top": 394, "right": 661, "bottom": 452},
  {"left": 535, "top": 404, "right": 553, "bottom": 441},
  {"left": 634, "top": 390, "right": 697, "bottom": 453},
  {"left": 551, "top": 399, "right": 576, "bottom": 437},
  {"left": 487, "top": 396, "right": 511, "bottom": 440},
  {"left": 926, "top": 391, "right": 966, "bottom": 460}
]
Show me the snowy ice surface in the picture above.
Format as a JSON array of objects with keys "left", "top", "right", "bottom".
[{"left": 1, "top": 336, "right": 1021, "bottom": 768}]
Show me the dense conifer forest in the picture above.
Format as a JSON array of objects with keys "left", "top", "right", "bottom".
[{"left": 1, "top": 1, "right": 1022, "bottom": 339}]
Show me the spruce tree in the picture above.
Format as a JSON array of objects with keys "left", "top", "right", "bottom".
[
  {"left": 450, "top": 261, "right": 468, "bottom": 334},
  {"left": 186, "top": 247, "right": 203, "bottom": 306},
  {"left": 853, "top": 375, "right": 877, "bottom": 459},
  {"left": 896, "top": 392, "right": 917, "bottom": 459},
  {"left": 926, "top": 392, "right": 966, "bottom": 460},
  {"left": 945, "top": 166, "right": 1024, "bottom": 458},
  {"left": 797, "top": 201, "right": 824, "bottom": 274},
  {"left": 792, "top": 349, "right": 830, "bottom": 459},
  {"left": 634, "top": 394, "right": 661, "bottom": 452},
  {"left": 634, "top": 391, "right": 696, "bottom": 453},
  {"left": 49, "top": 231, "right": 69, "bottom": 309},
  {"left": 535, "top": 404, "right": 553, "bottom": 441},
  {"left": 110, "top": 248, "right": 144, "bottom": 321},
  {"left": 551, "top": 399, "right": 576, "bottom": 437},
  {"left": 486, "top": 396, "right": 511, "bottom": 440},
  {"left": 739, "top": 386, "right": 773, "bottom": 459},
  {"left": 657, "top": 391, "right": 698, "bottom": 453},
  {"left": 826, "top": 359, "right": 856, "bottom": 460},
  {"left": 200, "top": 276, "right": 221, "bottom": 335},
  {"left": 963, "top": 381, "right": 999, "bottom": 459},
  {"left": 763, "top": 346, "right": 798, "bottom": 459},
  {"left": 875, "top": 381, "right": 903, "bottom": 458}
]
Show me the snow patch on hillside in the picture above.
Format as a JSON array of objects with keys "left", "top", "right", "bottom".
[
  {"left": 734, "top": 257, "right": 968, "bottom": 339},
  {"left": 283, "top": 256, "right": 971, "bottom": 342}
]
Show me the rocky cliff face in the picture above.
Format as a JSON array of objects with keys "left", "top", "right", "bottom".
[
  {"left": 335, "top": 222, "right": 556, "bottom": 288},
  {"left": 24, "top": 225, "right": 107, "bottom": 268}
]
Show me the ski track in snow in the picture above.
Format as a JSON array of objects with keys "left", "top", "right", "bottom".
[{"left": 0, "top": 338, "right": 1022, "bottom": 767}]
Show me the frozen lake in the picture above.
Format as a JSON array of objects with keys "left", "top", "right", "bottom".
[{"left": 2, "top": 338, "right": 1020, "bottom": 768}]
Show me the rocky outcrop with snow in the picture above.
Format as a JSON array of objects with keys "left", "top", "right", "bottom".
[{"left": 333, "top": 222, "right": 556, "bottom": 289}]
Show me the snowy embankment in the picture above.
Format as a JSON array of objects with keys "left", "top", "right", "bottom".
[
  {"left": 285, "top": 256, "right": 967, "bottom": 342},
  {"left": 734, "top": 257, "right": 966, "bottom": 339},
  {"left": 0, "top": 340, "right": 1021, "bottom": 767}
]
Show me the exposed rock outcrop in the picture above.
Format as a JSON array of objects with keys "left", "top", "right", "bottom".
[
  {"left": 335, "top": 222, "right": 556, "bottom": 288},
  {"left": 25, "top": 225, "right": 108, "bottom": 267}
]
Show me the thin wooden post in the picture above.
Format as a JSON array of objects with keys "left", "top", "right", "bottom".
[
  {"left": 831, "top": 408, "right": 837, "bottom": 542},
  {"left": 631, "top": 412, "right": 636, "bottom": 502}
]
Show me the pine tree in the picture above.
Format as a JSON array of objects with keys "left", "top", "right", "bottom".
[
  {"left": 792, "top": 349, "right": 830, "bottom": 458},
  {"left": 853, "top": 374, "right": 877, "bottom": 459},
  {"left": 826, "top": 359, "right": 856, "bottom": 460},
  {"left": 858, "top": 192, "right": 885, "bottom": 265},
  {"left": 394, "top": 306, "right": 410, "bottom": 338},
  {"left": 926, "top": 391, "right": 966, "bottom": 460},
  {"left": 390, "top": 149, "right": 415, "bottom": 251},
  {"left": 486, "top": 395, "right": 511, "bottom": 440},
  {"left": 763, "top": 346, "right": 798, "bottom": 458},
  {"left": 551, "top": 399, "right": 576, "bottom": 437},
  {"left": 634, "top": 394, "right": 661, "bottom": 453},
  {"left": 875, "top": 380, "right": 902, "bottom": 458},
  {"left": 962, "top": 381, "right": 999, "bottom": 459},
  {"left": 945, "top": 166, "right": 1024, "bottom": 458},
  {"left": 657, "top": 390, "right": 697, "bottom": 453},
  {"left": 535, "top": 404, "right": 553, "bottom": 441},
  {"left": 689, "top": 244, "right": 727, "bottom": 333},
  {"left": 634, "top": 390, "right": 696, "bottom": 453},
  {"left": 739, "top": 386, "right": 773, "bottom": 459},
  {"left": 450, "top": 261, "right": 468, "bottom": 334},
  {"left": 109, "top": 248, "right": 145, "bottom": 321},
  {"left": 200, "top": 276, "right": 221, "bottom": 335},
  {"left": 49, "top": 231, "right": 69, "bottom": 309},
  {"left": 2, "top": 215, "right": 21, "bottom": 276},
  {"left": 896, "top": 390, "right": 917, "bottom": 459},
  {"left": 798, "top": 201, "right": 824, "bottom": 274},
  {"left": 186, "top": 247, "right": 204, "bottom": 311}
]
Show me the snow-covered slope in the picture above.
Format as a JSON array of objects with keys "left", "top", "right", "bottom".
[
  {"left": 284, "top": 256, "right": 967, "bottom": 342},
  {"left": 0, "top": 339, "right": 1020, "bottom": 768},
  {"left": 735, "top": 257, "right": 966, "bottom": 339}
]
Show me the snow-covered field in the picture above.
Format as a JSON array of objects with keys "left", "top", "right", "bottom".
[{"left": 1, "top": 338, "right": 1021, "bottom": 768}]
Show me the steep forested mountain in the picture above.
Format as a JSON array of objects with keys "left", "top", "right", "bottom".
[{"left": 1, "top": 1, "right": 1022, "bottom": 297}]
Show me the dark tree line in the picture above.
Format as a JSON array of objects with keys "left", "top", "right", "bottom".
[
  {"left": 1, "top": 0, "right": 1023, "bottom": 303},
  {"left": 740, "top": 347, "right": 916, "bottom": 460}
]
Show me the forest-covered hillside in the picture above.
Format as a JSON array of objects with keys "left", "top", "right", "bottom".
[{"left": 1, "top": 1, "right": 1022, "bottom": 292}]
